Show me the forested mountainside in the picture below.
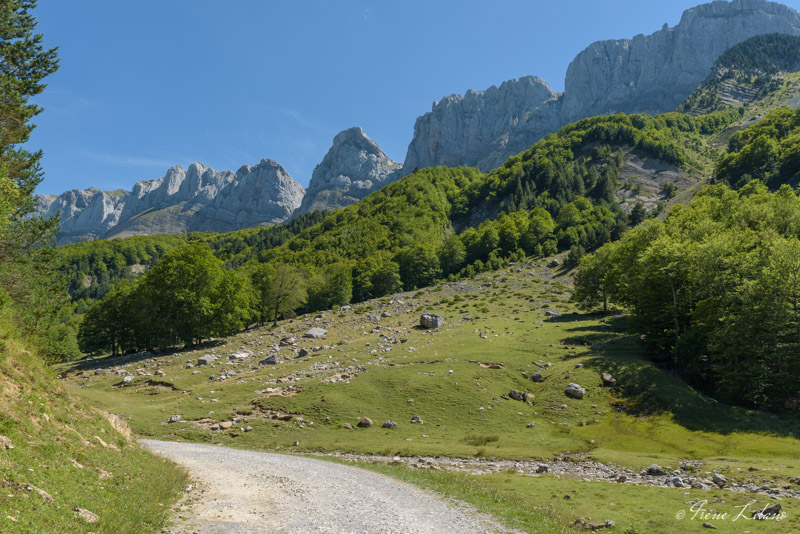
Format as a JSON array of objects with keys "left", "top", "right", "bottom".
[
  {"left": 38, "top": 1, "right": 800, "bottom": 244},
  {"left": 73, "top": 110, "right": 738, "bottom": 355}
]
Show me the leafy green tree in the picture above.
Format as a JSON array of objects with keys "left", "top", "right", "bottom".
[
  {"left": 396, "top": 245, "right": 441, "bottom": 290},
  {"left": 0, "top": 0, "right": 59, "bottom": 262},
  {"left": 211, "top": 270, "right": 252, "bottom": 336},
  {"left": 307, "top": 263, "right": 352, "bottom": 311},
  {"left": 252, "top": 263, "right": 307, "bottom": 326},
  {"left": 369, "top": 260, "right": 402, "bottom": 297},
  {"left": 139, "top": 244, "right": 225, "bottom": 346},
  {"left": 438, "top": 235, "right": 466, "bottom": 276}
]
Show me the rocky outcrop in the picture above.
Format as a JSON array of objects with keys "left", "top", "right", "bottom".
[
  {"left": 561, "top": 0, "right": 800, "bottom": 122},
  {"left": 402, "top": 76, "right": 562, "bottom": 173},
  {"left": 295, "top": 127, "right": 401, "bottom": 215},
  {"left": 37, "top": 159, "right": 304, "bottom": 244}
]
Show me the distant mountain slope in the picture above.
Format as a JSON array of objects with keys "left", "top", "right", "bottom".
[
  {"left": 679, "top": 33, "right": 800, "bottom": 114},
  {"left": 295, "top": 127, "right": 402, "bottom": 216},
  {"left": 401, "top": 0, "right": 800, "bottom": 178},
  {"left": 41, "top": 0, "right": 800, "bottom": 240},
  {"left": 37, "top": 159, "right": 305, "bottom": 244}
]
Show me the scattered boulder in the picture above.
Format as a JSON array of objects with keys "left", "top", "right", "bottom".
[
  {"left": 219, "top": 421, "right": 233, "bottom": 430},
  {"left": 752, "top": 503, "right": 782, "bottom": 520},
  {"left": 527, "top": 422, "right": 536, "bottom": 428},
  {"left": 342, "top": 423, "right": 354, "bottom": 430},
  {"left": 357, "top": 417, "right": 373, "bottom": 428},
  {"left": 0, "top": 436, "right": 13, "bottom": 450},
  {"left": 712, "top": 473, "right": 727, "bottom": 487},
  {"left": 565, "top": 383, "right": 586, "bottom": 399},
  {"left": 419, "top": 313, "right": 445, "bottom": 329},
  {"left": 74, "top": 508, "right": 99, "bottom": 523},
  {"left": 167, "top": 414, "right": 181, "bottom": 423},
  {"left": 229, "top": 352, "right": 250, "bottom": 360},
  {"left": 198, "top": 355, "right": 216, "bottom": 366},
  {"left": 601, "top": 373, "right": 616, "bottom": 387},
  {"left": 536, "top": 464, "right": 548, "bottom": 473},
  {"left": 292, "top": 440, "right": 299, "bottom": 446},
  {"left": 410, "top": 415, "right": 424, "bottom": 425},
  {"left": 544, "top": 310, "right": 560, "bottom": 317},
  {"left": 298, "top": 348, "right": 310, "bottom": 357},
  {"left": 382, "top": 420, "right": 397, "bottom": 429},
  {"left": 210, "top": 423, "right": 220, "bottom": 431},
  {"left": 703, "top": 522, "right": 718, "bottom": 529},
  {"left": 26, "top": 485, "right": 54, "bottom": 503},
  {"left": 122, "top": 375, "right": 134, "bottom": 383},
  {"left": 617, "top": 475, "right": 627, "bottom": 483},
  {"left": 244, "top": 426, "right": 253, "bottom": 432},
  {"left": 531, "top": 372, "right": 543, "bottom": 383},
  {"left": 508, "top": 390, "right": 524, "bottom": 401},
  {"left": 260, "top": 355, "right": 278, "bottom": 365},
  {"left": 547, "top": 259, "right": 561, "bottom": 268},
  {"left": 647, "top": 464, "right": 663, "bottom": 476},
  {"left": 303, "top": 327, "right": 328, "bottom": 339}
]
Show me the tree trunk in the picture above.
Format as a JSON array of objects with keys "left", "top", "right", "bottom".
[{"left": 666, "top": 273, "right": 680, "bottom": 364}]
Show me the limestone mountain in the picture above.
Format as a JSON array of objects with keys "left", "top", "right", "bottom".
[
  {"left": 295, "top": 127, "right": 402, "bottom": 215},
  {"left": 402, "top": 76, "right": 562, "bottom": 173},
  {"left": 400, "top": 0, "right": 800, "bottom": 175},
  {"left": 37, "top": 159, "right": 304, "bottom": 244}
]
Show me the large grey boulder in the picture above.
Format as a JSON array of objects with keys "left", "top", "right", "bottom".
[
  {"left": 565, "top": 383, "right": 586, "bottom": 399},
  {"left": 419, "top": 313, "right": 445, "bottom": 329},
  {"left": 303, "top": 327, "right": 328, "bottom": 339},
  {"left": 295, "top": 127, "right": 401, "bottom": 215}
]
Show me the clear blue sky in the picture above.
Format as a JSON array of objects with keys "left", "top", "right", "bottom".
[{"left": 31, "top": 0, "right": 800, "bottom": 195}]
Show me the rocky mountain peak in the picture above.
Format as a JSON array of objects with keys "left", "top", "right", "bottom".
[
  {"left": 294, "top": 127, "right": 401, "bottom": 215},
  {"left": 561, "top": 0, "right": 800, "bottom": 122},
  {"left": 402, "top": 76, "right": 562, "bottom": 173}
]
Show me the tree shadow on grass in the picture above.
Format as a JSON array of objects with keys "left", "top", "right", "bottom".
[
  {"left": 64, "top": 339, "right": 226, "bottom": 374},
  {"left": 557, "top": 313, "right": 800, "bottom": 438}
]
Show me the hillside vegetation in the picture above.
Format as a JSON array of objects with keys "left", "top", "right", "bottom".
[
  {"left": 60, "top": 261, "right": 800, "bottom": 533},
  {"left": 680, "top": 33, "right": 800, "bottom": 114},
  {"left": 73, "top": 110, "right": 738, "bottom": 357},
  {"left": 575, "top": 181, "right": 800, "bottom": 410}
]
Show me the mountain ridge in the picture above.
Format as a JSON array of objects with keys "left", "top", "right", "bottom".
[{"left": 38, "top": 0, "right": 800, "bottom": 243}]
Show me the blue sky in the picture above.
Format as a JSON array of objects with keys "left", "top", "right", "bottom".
[{"left": 31, "top": 0, "right": 800, "bottom": 195}]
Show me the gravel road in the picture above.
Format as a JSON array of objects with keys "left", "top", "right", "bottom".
[{"left": 141, "top": 440, "right": 517, "bottom": 534}]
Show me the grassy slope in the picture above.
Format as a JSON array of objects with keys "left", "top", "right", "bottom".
[
  {"left": 0, "top": 320, "right": 187, "bottom": 533},
  {"left": 60, "top": 260, "right": 800, "bottom": 533}
]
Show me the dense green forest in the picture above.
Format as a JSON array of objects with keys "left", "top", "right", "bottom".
[
  {"left": 59, "top": 210, "right": 326, "bottom": 310},
  {"left": 715, "top": 33, "right": 800, "bottom": 74},
  {"left": 714, "top": 105, "right": 800, "bottom": 188},
  {"left": 76, "top": 109, "right": 739, "bottom": 356},
  {"left": 574, "top": 181, "right": 800, "bottom": 410}
]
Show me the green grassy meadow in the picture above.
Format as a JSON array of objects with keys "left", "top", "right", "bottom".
[{"left": 59, "top": 259, "right": 800, "bottom": 533}]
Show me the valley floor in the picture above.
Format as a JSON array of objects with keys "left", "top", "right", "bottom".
[{"left": 60, "top": 259, "right": 800, "bottom": 533}]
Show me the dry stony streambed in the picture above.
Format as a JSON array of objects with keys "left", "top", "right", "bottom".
[
  {"left": 317, "top": 451, "right": 800, "bottom": 500},
  {"left": 141, "top": 440, "right": 521, "bottom": 534}
]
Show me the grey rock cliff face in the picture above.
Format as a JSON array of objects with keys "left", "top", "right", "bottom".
[
  {"left": 561, "top": 0, "right": 800, "bottom": 122},
  {"left": 37, "top": 160, "right": 304, "bottom": 243},
  {"left": 296, "top": 127, "right": 401, "bottom": 215},
  {"left": 402, "top": 76, "right": 562, "bottom": 173},
  {"left": 401, "top": 0, "right": 800, "bottom": 176}
]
